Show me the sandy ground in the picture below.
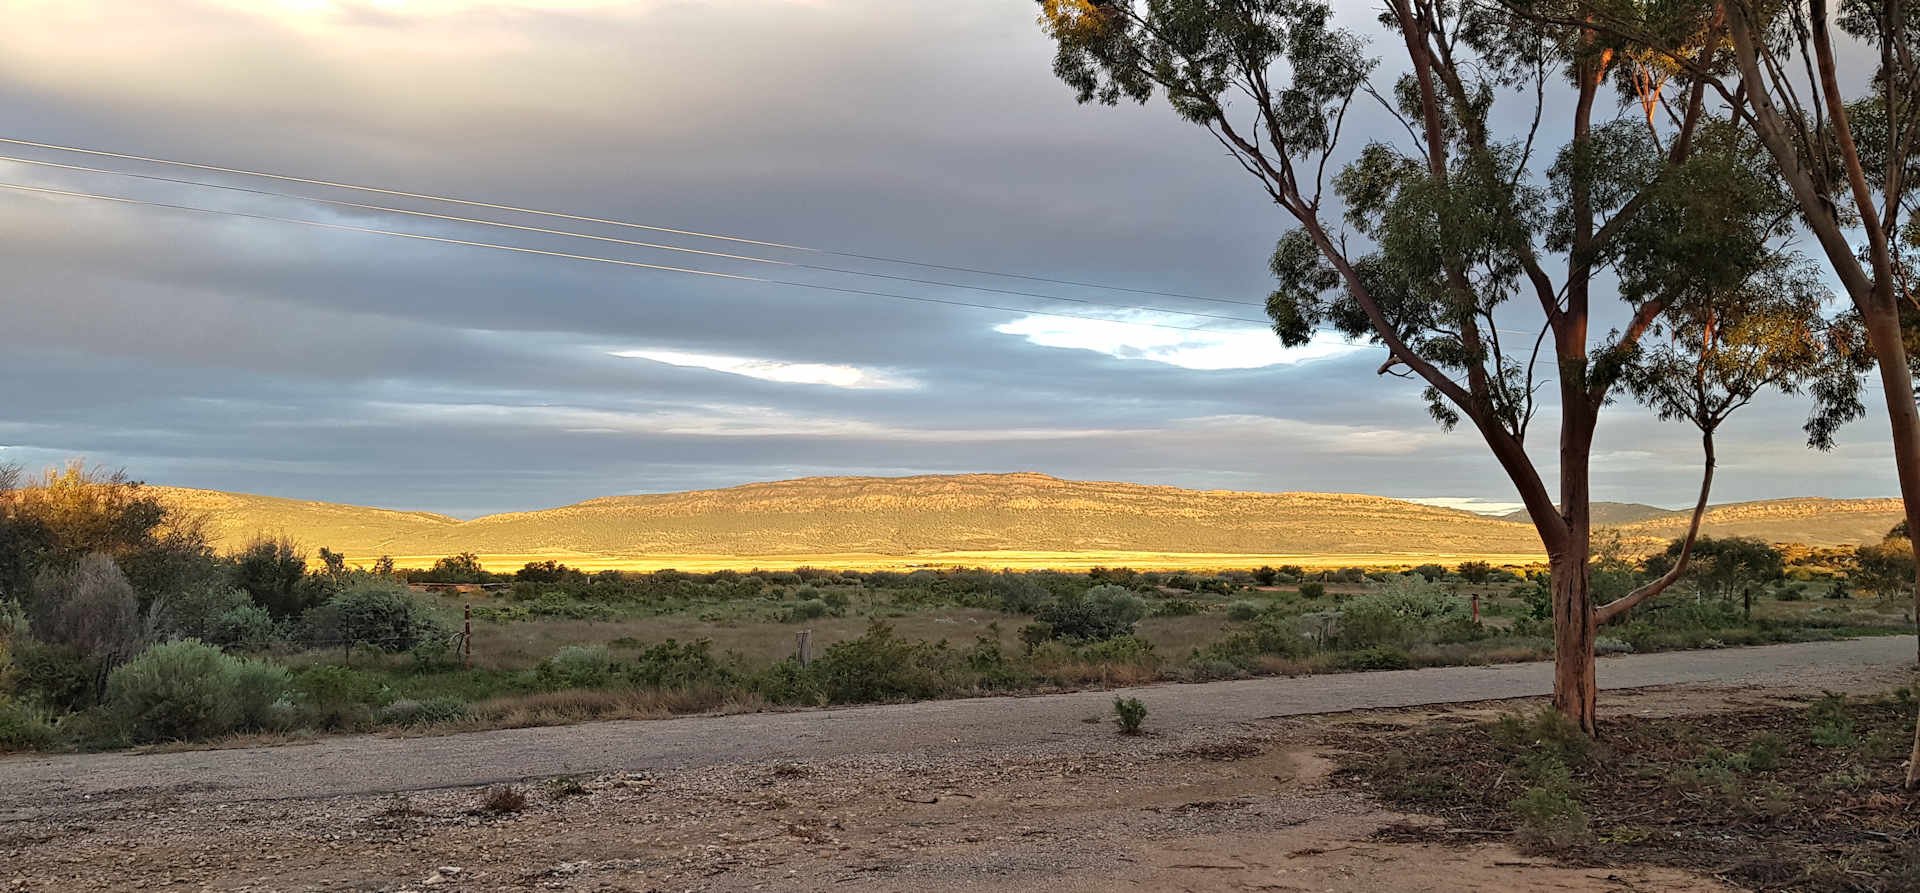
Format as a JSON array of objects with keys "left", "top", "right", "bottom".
[{"left": 2, "top": 638, "right": 1911, "bottom": 892}]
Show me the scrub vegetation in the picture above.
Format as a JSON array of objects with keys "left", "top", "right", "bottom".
[{"left": 2, "top": 463, "right": 1908, "bottom": 753}]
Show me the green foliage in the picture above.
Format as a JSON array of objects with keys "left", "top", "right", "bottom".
[
  {"left": 1338, "top": 645, "right": 1412, "bottom": 671},
  {"left": 1807, "top": 693, "right": 1857, "bottom": 749},
  {"left": 419, "top": 552, "right": 491, "bottom": 584},
  {"left": 104, "top": 640, "right": 291, "bottom": 743},
  {"left": 1036, "top": 584, "right": 1146, "bottom": 640},
  {"left": 379, "top": 697, "right": 470, "bottom": 726},
  {"left": 1153, "top": 597, "right": 1201, "bottom": 617},
  {"left": 1224, "top": 600, "right": 1265, "bottom": 622},
  {"left": 1509, "top": 783, "right": 1589, "bottom": 849},
  {"left": 1642, "top": 536, "right": 1785, "bottom": 604},
  {"left": 29, "top": 552, "right": 141, "bottom": 664},
  {"left": 293, "top": 664, "right": 391, "bottom": 730},
  {"left": 1456, "top": 560, "right": 1494, "bottom": 584},
  {"left": 1076, "top": 634, "right": 1157, "bottom": 666},
  {"left": 300, "top": 579, "right": 447, "bottom": 653},
  {"left": 0, "top": 701, "right": 56, "bottom": 752},
  {"left": 782, "top": 598, "right": 834, "bottom": 623},
  {"left": 625, "top": 639, "right": 734, "bottom": 689},
  {"left": 13, "top": 641, "right": 109, "bottom": 712},
  {"left": 537, "top": 644, "right": 616, "bottom": 689},
  {"left": 232, "top": 536, "right": 323, "bottom": 619},
  {"left": 1112, "top": 696, "right": 1147, "bottom": 735},
  {"left": 1297, "top": 582, "right": 1326, "bottom": 599},
  {"left": 803, "top": 621, "right": 956, "bottom": 704},
  {"left": 1335, "top": 577, "right": 1464, "bottom": 649}
]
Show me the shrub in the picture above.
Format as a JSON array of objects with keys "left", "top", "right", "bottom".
[
  {"left": 1077, "top": 635, "right": 1157, "bottom": 666},
  {"left": 478, "top": 785, "right": 527, "bottom": 814},
  {"left": 783, "top": 598, "right": 833, "bottom": 623},
  {"left": 991, "top": 575, "right": 1049, "bottom": 613},
  {"left": 1338, "top": 645, "right": 1413, "bottom": 671},
  {"left": 232, "top": 537, "right": 325, "bottom": 619},
  {"left": 1017, "top": 621, "right": 1054, "bottom": 651},
  {"left": 626, "top": 639, "right": 734, "bottom": 688},
  {"left": 1298, "top": 582, "right": 1326, "bottom": 599},
  {"left": 1154, "top": 598, "right": 1202, "bottom": 617},
  {"left": 805, "top": 621, "right": 956, "bottom": 704},
  {"left": 300, "top": 579, "right": 447, "bottom": 653},
  {"left": 13, "top": 641, "right": 108, "bottom": 712},
  {"left": 537, "top": 644, "right": 616, "bottom": 690},
  {"left": 0, "top": 701, "right": 56, "bottom": 752},
  {"left": 1510, "top": 783, "right": 1588, "bottom": 849},
  {"left": 104, "top": 640, "right": 291, "bottom": 743},
  {"left": 1224, "top": 600, "right": 1264, "bottom": 622},
  {"left": 379, "top": 697, "right": 470, "bottom": 726},
  {"left": 1037, "top": 584, "right": 1146, "bottom": 640},
  {"left": 1112, "top": 697, "right": 1147, "bottom": 734},
  {"left": 150, "top": 582, "right": 252, "bottom": 643},
  {"left": 294, "top": 664, "right": 391, "bottom": 730},
  {"left": 208, "top": 601, "right": 279, "bottom": 651},
  {"left": 1807, "top": 693, "right": 1856, "bottom": 748},
  {"left": 1204, "top": 615, "right": 1314, "bottom": 663},
  {"left": 30, "top": 553, "right": 141, "bottom": 664}
]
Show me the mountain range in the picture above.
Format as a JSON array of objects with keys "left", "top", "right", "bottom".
[{"left": 149, "top": 473, "right": 1904, "bottom": 568}]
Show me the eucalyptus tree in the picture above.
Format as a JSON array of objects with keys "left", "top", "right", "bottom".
[
  {"left": 1035, "top": 0, "right": 1845, "bottom": 732},
  {"left": 1503, "top": 0, "right": 1920, "bottom": 787}
]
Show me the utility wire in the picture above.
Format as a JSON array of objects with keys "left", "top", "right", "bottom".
[
  {"left": 0, "top": 181, "right": 1259, "bottom": 335},
  {"left": 0, "top": 135, "right": 1259, "bottom": 308},
  {"left": 0, "top": 154, "right": 1268, "bottom": 326}
]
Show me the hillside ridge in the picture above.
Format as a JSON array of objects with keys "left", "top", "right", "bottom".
[{"left": 147, "top": 473, "right": 1903, "bottom": 561}]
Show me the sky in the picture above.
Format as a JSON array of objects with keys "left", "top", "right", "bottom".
[{"left": 0, "top": 0, "right": 1899, "bottom": 518}]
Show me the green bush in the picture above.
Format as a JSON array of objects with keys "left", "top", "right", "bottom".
[
  {"left": 537, "top": 644, "right": 616, "bottom": 689},
  {"left": 104, "top": 640, "right": 292, "bottom": 743},
  {"left": 1037, "top": 584, "right": 1146, "bottom": 640},
  {"left": 1203, "top": 615, "right": 1314, "bottom": 664},
  {"left": 1153, "top": 598, "right": 1201, "bottom": 617},
  {"left": 991, "top": 575, "right": 1049, "bottom": 613},
  {"left": 13, "top": 641, "right": 109, "bottom": 712},
  {"left": 0, "top": 701, "right": 56, "bottom": 752},
  {"left": 294, "top": 664, "right": 391, "bottom": 730},
  {"left": 1298, "top": 582, "right": 1326, "bottom": 599},
  {"left": 626, "top": 639, "right": 734, "bottom": 688},
  {"left": 208, "top": 601, "right": 279, "bottom": 651},
  {"left": 1510, "top": 783, "right": 1588, "bottom": 848},
  {"left": 300, "top": 580, "right": 447, "bottom": 653},
  {"left": 1338, "top": 645, "right": 1413, "bottom": 671},
  {"left": 783, "top": 598, "right": 833, "bottom": 623},
  {"left": 1224, "top": 600, "right": 1264, "bottom": 621},
  {"left": 1077, "top": 634, "right": 1158, "bottom": 666},
  {"left": 379, "top": 697, "right": 470, "bottom": 726},
  {"left": 1112, "top": 697, "right": 1147, "bottom": 735},
  {"left": 804, "top": 621, "right": 957, "bottom": 704}
]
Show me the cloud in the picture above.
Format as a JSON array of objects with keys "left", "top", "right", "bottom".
[
  {"left": 994, "top": 315, "right": 1361, "bottom": 371},
  {"left": 1403, "top": 497, "right": 1526, "bottom": 516},
  {"left": 608, "top": 348, "right": 917, "bottom": 390}
]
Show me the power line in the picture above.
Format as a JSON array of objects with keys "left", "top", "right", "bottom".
[
  {"left": 0, "top": 154, "right": 1270, "bottom": 326},
  {"left": 0, "top": 181, "right": 1261, "bottom": 335},
  {"left": 0, "top": 135, "right": 1260, "bottom": 308}
]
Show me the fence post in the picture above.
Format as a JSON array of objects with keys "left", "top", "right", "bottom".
[
  {"left": 795, "top": 629, "right": 812, "bottom": 666},
  {"left": 1471, "top": 593, "right": 1480, "bottom": 624},
  {"left": 463, "top": 603, "right": 472, "bottom": 670}
]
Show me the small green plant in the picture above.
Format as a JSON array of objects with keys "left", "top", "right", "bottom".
[
  {"left": 1744, "top": 732, "right": 1787, "bottom": 771},
  {"left": 536, "top": 644, "right": 616, "bottom": 690},
  {"left": 478, "top": 784, "right": 527, "bottom": 814},
  {"left": 1510, "top": 784, "right": 1589, "bottom": 848},
  {"left": 1298, "top": 582, "right": 1326, "bottom": 599},
  {"left": 1112, "top": 696, "right": 1147, "bottom": 735},
  {"left": 1807, "top": 693, "right": 1857, "bottom": 748}
]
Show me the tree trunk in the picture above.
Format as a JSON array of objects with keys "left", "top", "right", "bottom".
[
  {"left": 1550, "top": 544, "right": 1597, "bottom": 735},
  {"left": 1864, "top": 302, "right": 1920, "bottom": 790}
]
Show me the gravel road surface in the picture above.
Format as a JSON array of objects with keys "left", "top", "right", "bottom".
[{"left": 2, "top": 635, "right": 1911, "bottom": 820}]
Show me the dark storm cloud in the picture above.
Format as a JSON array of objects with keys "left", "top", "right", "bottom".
[{"left": 0, "top": 0, "right": 1887, "bottom": 517}]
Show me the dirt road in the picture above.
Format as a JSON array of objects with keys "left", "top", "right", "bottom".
[{"left": 3, "top": 635, "right": 1911, "bottom": 818}]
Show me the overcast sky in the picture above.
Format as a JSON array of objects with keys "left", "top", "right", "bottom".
[{"left": 0, "top": 0, "right": 1898, "bottom": 518}]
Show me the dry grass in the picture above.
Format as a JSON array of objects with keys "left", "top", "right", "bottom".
[
  {"left": 457, "top": 686, "right": 768, "bottom": 730},
  {"left": 375, "top": 550, "right": 1553, "bottom": 573}
]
